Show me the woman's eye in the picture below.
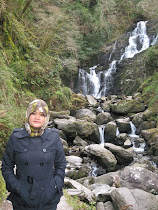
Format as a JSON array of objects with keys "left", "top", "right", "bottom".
[
  {"left": 40, "top": 113, "right": 45, "bottom": 116},
  {"left": 31, "top": 112, "right": 35, "bottom": 115}
]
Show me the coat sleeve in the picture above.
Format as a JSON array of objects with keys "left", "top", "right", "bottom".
[
  {"left": 54, "top": 134, "right": 66, "bottom": 192},
  {"left": 1, "top": 133, "right": 20, "bottom": 192}
]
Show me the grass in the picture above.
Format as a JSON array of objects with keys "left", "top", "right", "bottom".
[{"left": 64, "top": 189, "right": 96, "bottom": 210}]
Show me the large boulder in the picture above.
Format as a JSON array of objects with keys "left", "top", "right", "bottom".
[
  {"left": 116, "top": 118, "right": 131, "bottom": 133},
  {"left": 104, "top": 143, "right": 133, "bottom": 165},
  {"left": 76, "top": 108, "right": 96, "bottom": 122},
  {"left": 110, "top": 100, "right": 145, "bottom": 114},
  {"left": 141, "top": 128, "right": 158, "bottom": 156},
  {"left": 96, "top": 112, "right": 113, "bottom": 125},
  {"left": 104, "top": 122, "right": 117, "bottom": 142},
  {"left": 54, "top": 117, "right": 100, "bottom": 142},
  {"left": 85, "top": 144, "right": 117, "bottom": 172},
  {"left": 120, "top": 166, "right": 158, "bottom": 194},
  {"left": 110, "top": 187, "right": 158, "bottom": 210}
]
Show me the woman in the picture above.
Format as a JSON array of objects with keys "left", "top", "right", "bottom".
[{"left": 1, "top": 99, "right": 66, "bottom": 210}]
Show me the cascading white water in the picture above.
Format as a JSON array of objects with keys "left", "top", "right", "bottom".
[
  {"left": 116, "top": 127, "right": 120, "bottom": 136},
  {"left": 151, "top": 34, "right": 158, "bottom": 46},
  {"left": 98, "top": 125, "right": 105, "bottom": 146},
  {"left": 77, "top": 21, "right": 156, "bottom": 98},
  {"left": 129, "top": 121, "right": 145, "bottom": 153},
  {"left": 120, "top": 21, "right": 150, "bottom": 60},
  {"left": 129, "top": 121, "right": 138, "bottom": 137}
]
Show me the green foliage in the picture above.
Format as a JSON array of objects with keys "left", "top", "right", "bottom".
[
  {"left": 139, "top": 72, "right": 158, "bottom": 124},
  {"left": 145, "top": 45, "right": 158, "bottom": 75},
  {"left": 64, "top": 190, "right": 96, "bottom": 210},
  {"left": 0, "top": 171, "right": 6, "bottom": 204}
]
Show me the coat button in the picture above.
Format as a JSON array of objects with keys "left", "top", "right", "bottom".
[
  {"left": 25, "top": 162, "right": 28, "bottom": 166},
  {"left": 40, "top": 162, "right": 44, "bottom": 166},
  {"left": 43, "top": 149, "right": 46, "bottom": 152},
  {"left": 24, "top": 149, "right": 27, "bottom": 152},
  {"left": 41, "top": 187, "right": 45, "bottom": 191}
]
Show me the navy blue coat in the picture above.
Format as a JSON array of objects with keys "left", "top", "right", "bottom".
[{"left": 1, "top": 128, "right": 66, "bottom": 209}]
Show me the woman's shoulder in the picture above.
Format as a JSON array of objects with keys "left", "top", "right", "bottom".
[
  {"left": 11, "top": 128, "right": 29, "bottom": 138},
  {"left": 45, "top": 127, "right": 59, "bottom": 134},
  {"left": 42, "top": 128, "right": 59, "bottom": 140}
]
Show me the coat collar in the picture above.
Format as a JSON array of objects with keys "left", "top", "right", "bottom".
[{"left": 13, "top": 127, "right": 58, "bottom": 140}]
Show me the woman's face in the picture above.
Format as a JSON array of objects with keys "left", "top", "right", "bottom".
[{"left": 29, "top": 109, "right": 46, "bottom": 129}]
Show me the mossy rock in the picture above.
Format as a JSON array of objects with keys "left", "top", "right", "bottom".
[
  {"left": 110, "top": 100, "right": 145, "bottom": 114},
  {"left": 70, "top": 94, "right": 88, "bottom": 114}
]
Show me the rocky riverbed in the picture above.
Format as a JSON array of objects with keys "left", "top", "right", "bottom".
[{"left": 48, "top": 93, "right": 158, "bottom": 209}]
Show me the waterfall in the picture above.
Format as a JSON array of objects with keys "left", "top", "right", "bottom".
[
  {"left": 91, "top": 165, "right": 98, "bottom": 177},
  {"left": 120, "top": 21, "right": 150, "bottom": 60},
  {"left": 151, "top": 34, "right": 158, "bottom": 46},
  {"left": 76, "top": 21, "right": 156, "bottom": 98},
  {"left": 129, "top": 121, "right": 138, "bottom": 137},
  {"left": 98, "top": 125, "right": 105, "bottom": 146},
  {"left": 116, "top": 127, "right": 120, "bottom": 136},
  {"left": 129, "top": 121, "right": 145, "bottom": 153}
]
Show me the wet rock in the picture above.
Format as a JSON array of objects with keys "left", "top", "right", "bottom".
[
  {"left": 123, "top": 138, "right": 132, "bottom": 148},
  {"left": 96, "top": 112, "right": 113, "bottom": 125},
  {"left": 104, "top": 122, "right": 117, "bottom": 142},
  {"left": 131, "top": 112, "right": 144, "bottom": 128},
  {"left": 85, "top": 144, "right": 117, "bottom": 172},
  {"left": 115, "top": 133, "right": 128, "bottom": 146},
  {"left": 104, "top": 143, "right": 133, "bottom": 165},
  {"left": 116, "top": 118, "right": 131, "bottom": 133}
]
